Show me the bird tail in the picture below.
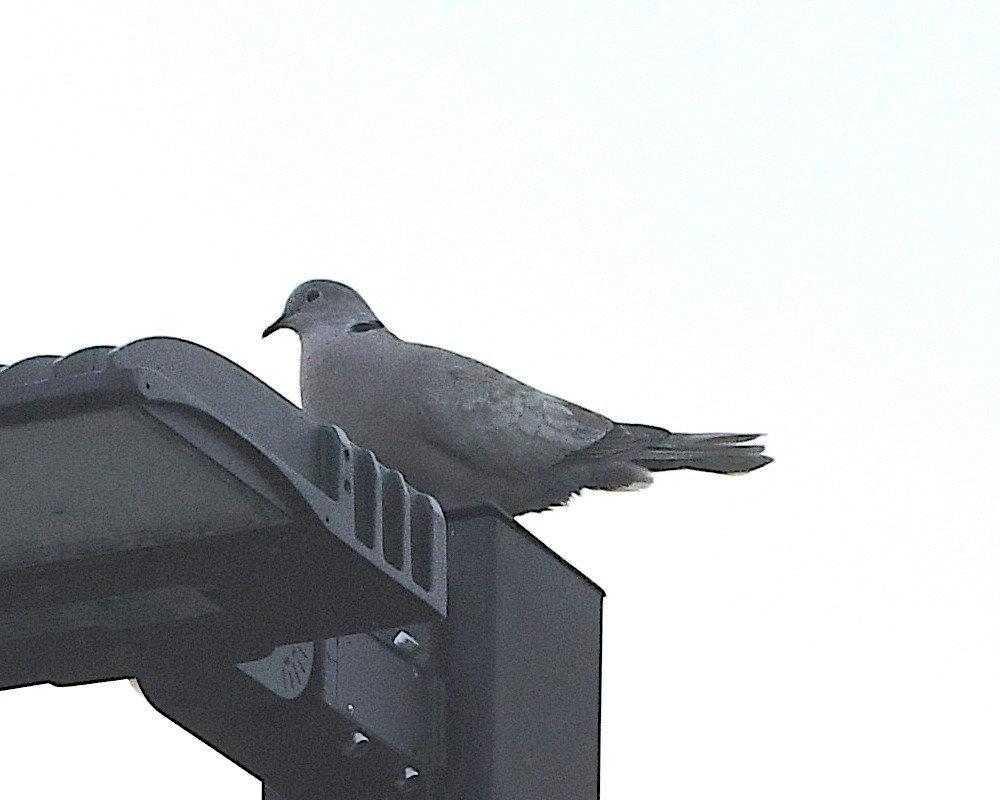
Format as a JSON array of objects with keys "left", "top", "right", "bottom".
[
  {"left": 566, "top": 423, "right": 772, "bottom": 476},
  {"left": 628, "top": 427, "right": 772, "bottom": 474}
]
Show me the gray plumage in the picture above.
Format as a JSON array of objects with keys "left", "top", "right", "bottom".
[{"left": 263, "top": 280, "right": 771, "bottom": 516}]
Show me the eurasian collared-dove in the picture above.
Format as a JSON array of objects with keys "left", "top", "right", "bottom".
[{"left": 264, "top": 280, "right": 771, "bottom": 515}]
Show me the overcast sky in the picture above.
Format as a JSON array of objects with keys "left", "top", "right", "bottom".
[{"left": 1, "top": 3, "right": 998, "bottom": 798}]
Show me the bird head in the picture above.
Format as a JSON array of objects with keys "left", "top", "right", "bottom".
[{"left": 263, "top": 280, "right": 383, "bottom": 339}]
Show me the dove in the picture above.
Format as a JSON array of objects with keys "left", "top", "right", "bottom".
[{"left": 263, "top": 280, "right": 771, "bottom": 515}]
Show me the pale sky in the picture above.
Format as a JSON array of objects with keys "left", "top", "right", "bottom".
[{"left": 1, "top": 3, "right": 998, "bottom": 798}]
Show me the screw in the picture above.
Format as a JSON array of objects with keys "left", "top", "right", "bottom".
[
  {"left": 394, "top": 766, "right": 420, "bottom": 793},
  {"left": 392, "top": 630, "right": 420, "bottom": 656},
  {"left": 342, "top": 730, "right": 370, "bottom": 759}
]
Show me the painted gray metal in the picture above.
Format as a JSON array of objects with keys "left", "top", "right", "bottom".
[
  {"left": 143, "top": 511, "right": 602, "bottom": 800},
  {"left": 0, "top": 337, "right": 446, "bottom": 688}
]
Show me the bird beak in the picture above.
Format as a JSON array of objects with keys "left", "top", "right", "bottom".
[{"left": 262, "top": 315, "right": 288, "bottom": 338}]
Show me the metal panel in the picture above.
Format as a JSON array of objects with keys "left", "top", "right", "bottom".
[
  {"left": 444, "top": 510, "right": 603, "bottom": 800},
  {"left": 0, "top": 406, "right": 287, "bottom": 569},
  {"left": 326, "top": 633, "right": 434, "bottom": 760}
]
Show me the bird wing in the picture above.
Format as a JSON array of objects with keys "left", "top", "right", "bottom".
[{"left": 408, "top": 343, "right": 613, "bottom": 477}]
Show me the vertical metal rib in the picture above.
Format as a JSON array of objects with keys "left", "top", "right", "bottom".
[
  {"left": 409, "top": 494, "right": 436, "bottom": 591},
  {"left": 381, "top": 469, "right": 407, "bottom": 569},
  {"left": 353, "top": 449, "right": 379, "bottom": 549}
]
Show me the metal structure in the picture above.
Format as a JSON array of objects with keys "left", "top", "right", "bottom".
[{"left": 0, "top": 338, "right": 602, "bottom": 799}]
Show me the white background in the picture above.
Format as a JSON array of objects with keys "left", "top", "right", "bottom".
[{"left": 1, "top": 3, "right": 998, "bottom": 798}]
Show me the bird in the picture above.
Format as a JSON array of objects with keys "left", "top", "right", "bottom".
[{"left": 263, "top": 280, "right": 771, "bottom": 516}]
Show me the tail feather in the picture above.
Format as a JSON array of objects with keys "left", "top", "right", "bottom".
[{"left": 568, "top": 424, "right": 772, "bottom": 475}]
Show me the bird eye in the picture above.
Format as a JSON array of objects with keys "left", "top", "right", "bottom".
[{"left": 306, "top": 289, "right": 320, "bottom": 302}]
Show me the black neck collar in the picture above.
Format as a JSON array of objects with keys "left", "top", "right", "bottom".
[{"left": 350, "top": 320, "right": 385, "bottom": 333}]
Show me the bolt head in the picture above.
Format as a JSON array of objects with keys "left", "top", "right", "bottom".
[
  {"left": 392, "top": 630, "right": 421, "bottom": 655},
  {"left": 342, "top": 730, "right": 370, "bottom": 759},
  {"left": 394, "top": 766, "right": 420, "bottom": 793}
]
